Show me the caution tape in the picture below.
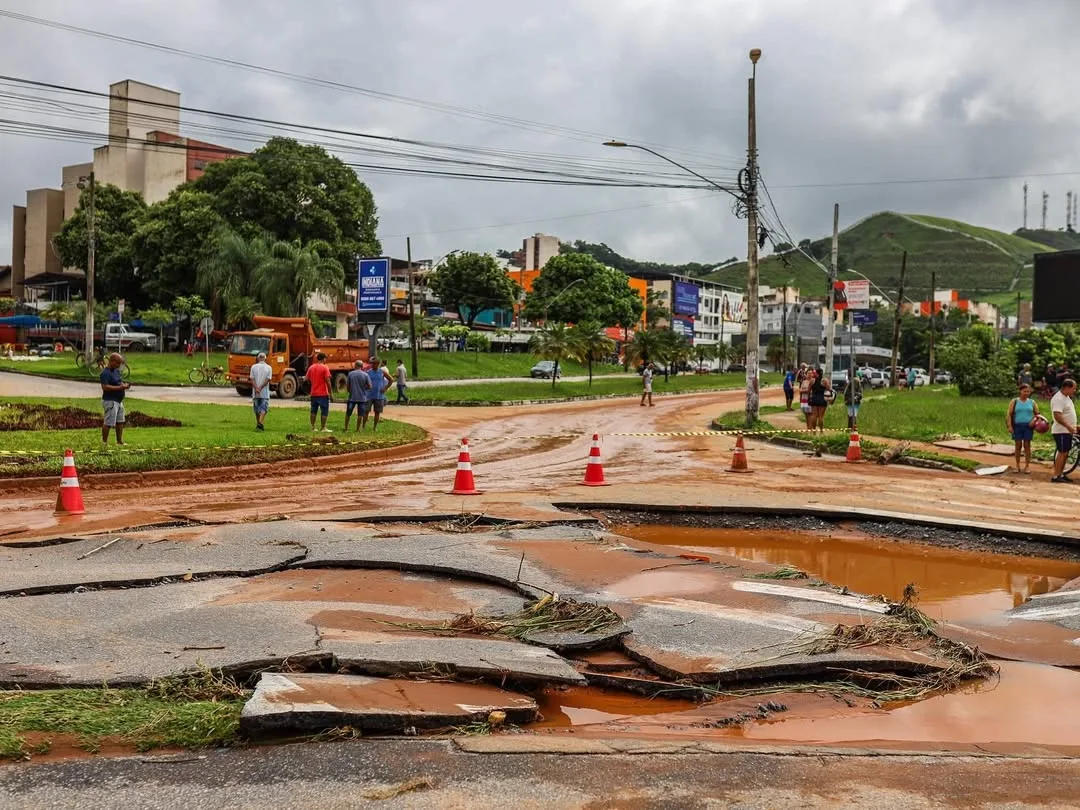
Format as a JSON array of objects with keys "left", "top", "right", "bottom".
[
  {"left": 0, "top": 440, "right": 385, "bottom": 458},
  {"left": 608, "top": 428, "right": 847, "bottom": 437}
]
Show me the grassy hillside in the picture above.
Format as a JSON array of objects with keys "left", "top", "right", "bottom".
[
  {"left": 705, "top": 212, "right": 1070, "bottom": 313},
  {"left": 1014, "top": 228, "right": 1080, "bottom": 253}
]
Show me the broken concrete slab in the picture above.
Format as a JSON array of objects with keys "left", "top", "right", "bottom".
[
  {"left": 326, "top": 635, "right": 585, "bottom": 685},
  {"left": 493, "top": 526, "right": 605, "bottom": 543},
  {"left": 0, "top": 536, "right": 306, "bottom": 596},
  {"left": 240, "top": 672, "right": 538, "bottom": 735},
  {"left": 0, "top": 579, "right": 323, "bottom": 687},
  {"left": 522, "top": 626, "right": 630, "bottom": 654}
]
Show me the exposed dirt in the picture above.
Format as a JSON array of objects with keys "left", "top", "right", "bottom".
[{"left": 0, "top": 403, "right": 180, "bottom": 431}]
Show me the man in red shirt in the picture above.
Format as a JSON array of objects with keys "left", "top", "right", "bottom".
[{"left": 305, "top": 352, "right": 333, "bottom": 432}]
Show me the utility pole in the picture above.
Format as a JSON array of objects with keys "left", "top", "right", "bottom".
[
  {"left": 743, "top": 48, "right": 762, "bottom": 427},
  {"left": 407, "top": 237, "right": 418, "bottom": 379},
  {"left": 824, "top": 203, "right": 839, "bottom": 379},
  {"left": 1042, "top": 191, "right": 1049, "bottom": 230},
  {"left": 781, "top": 285, "right": 788, "bottom": 370},
  {"left": 1023, "top": 182, "right": 1028, "bottom": 230},
  {"left": 928, "top": 270, "right": 936, "bottom": 384},
  {"left": 889, "top": 251, "right": 907, "bottom": 389},
  {"left": 82, "top": 171, "right": 96, "bottom": 366},
  {"left": 1068, "top": 192, "right": 1073, "bottom": 232}
]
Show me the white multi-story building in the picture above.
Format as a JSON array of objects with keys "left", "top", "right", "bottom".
[{"left": 627, "top": 271, "right": 745, "bottom": 352}]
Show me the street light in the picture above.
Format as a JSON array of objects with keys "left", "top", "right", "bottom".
[
  {"left": 542, "top": 278, "right": 585, "bottom": 324},
  {"left": 602, "top": 141, "right": 740, "bottom": 200}
]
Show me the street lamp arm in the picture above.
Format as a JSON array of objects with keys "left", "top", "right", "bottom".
[{"left": 603, "top": 141, "right": 741, "bottom": 201}]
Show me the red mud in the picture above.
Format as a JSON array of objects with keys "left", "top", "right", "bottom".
[{"left": 535, "top": 687, "right": 699, "bottom": 728}]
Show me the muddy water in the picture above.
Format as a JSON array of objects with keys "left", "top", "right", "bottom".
[
  {"left": 616, "top": 525, "right": 1080, "bottom": 621},
  {"left": 535, "top": 687, "right": 699, "bottom": 728}
]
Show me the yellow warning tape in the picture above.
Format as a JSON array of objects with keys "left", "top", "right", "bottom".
[
  {"left": 0, "top": 440, "right": 383, "bottom": 458},
  {"left": 608, "top": 428, "right": 847, "bottom": 437}
]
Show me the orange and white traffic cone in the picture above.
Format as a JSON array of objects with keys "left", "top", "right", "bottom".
[
  {"left": 54, "top": 449, "right": 86, "bottom": 515},
  {"left": 449, "top": 437, "right": 482, "bottom": 495},
  {"left": 846, "top": 431, "right": 862, "bottom": 462},
  {"left": 728, "top": 433, "right": 751, "bottom": 473},
  {"left": 581, "top": 433, "right": 610, "bottom": 486}
]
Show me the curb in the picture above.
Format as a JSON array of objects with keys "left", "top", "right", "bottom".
[
  {"left": 407, "top": 386, "right": 776, "bottom": 407},
  {"left": 0, "top": 438, "right": 434, "bottom": 493}
]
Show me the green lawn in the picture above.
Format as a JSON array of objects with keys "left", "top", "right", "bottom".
[
  {"left": 404, "top": 372, "right": 782, "bottom": 403},
  {"left": 0, "top": 350, "right": 625, "bottom": 386},
  {"left": 0, "top": 397, "right": 426, "bottom": 477}
]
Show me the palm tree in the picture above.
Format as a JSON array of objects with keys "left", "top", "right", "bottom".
[
  {"left": 625, "top": 327, "right": 667, "bottom": 370},
  {"left": 657, "top": 330, "right": 693, "bottom": 381},
  {"left": 529, "top": 321, "right": 573, "bottom": 389},
  {"left": 197, "top": 227, "right": 271, "bottom": 322},
  {"left": 254, "top": 239, "right": 344, "bottom": 317},
  {"left": 41, "top": 301, "right": 75, "bottom": 325},
  {"left": 766, "top": 337, "right": 785, "bottom": 371},
  {"left": 714, "top": 341, "right": 733, "bottom": 372},
  {"left": 568, "top": 321, "right": 616, "bottom": 386},
  {"left": 692, "top": 343, "right": 718, "bottom": 372},
  {"left": 225, "top": 295, "right": 259, "bottom": 330},
  {"left": 138, "top": 304, "right": 174, "bottom": 352}
]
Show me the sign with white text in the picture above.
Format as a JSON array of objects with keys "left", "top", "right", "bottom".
[{"left": 357, "top": 257, "right": 391, "bottom": 323}]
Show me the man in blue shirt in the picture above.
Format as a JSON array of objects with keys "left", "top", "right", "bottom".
[
  {"left": 100, "top": 352, "right": 131, "bottom": 446},
  {"left": 344, "top": 360, "right": 372, "bottom": 432},
  {"left": 366, "top": 358, "right": 393, "bottom": 431}
]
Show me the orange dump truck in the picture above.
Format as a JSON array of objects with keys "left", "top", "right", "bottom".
[{"left": 226, "top": 316, "right": 369, "bottom": 399}]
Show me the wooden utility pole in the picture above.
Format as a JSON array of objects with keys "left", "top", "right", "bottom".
[
  {"left": 928, "top": 270, "right": 936, "bottom": 383},
  {"left": 743, "top": 48, "right": 762, "bottom": 427},
  {"left": 889, "top": 251, "right": 906, "bottom": 388},
  {"left": 825, "top": 203, "right": 839, "bottom": 379},
  {"left": 83, "top": 171, "right": 96, "bottom": 365},
  {"left": 406, "top": 237, "right": 418, "bottom": 379}
]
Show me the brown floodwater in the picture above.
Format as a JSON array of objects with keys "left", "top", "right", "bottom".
[
  {"left": 614, "top": 525, "right": 1080, "bottom": 622},
  {"left": 535, "top": 687, "right": 699, "bottom": 727}
]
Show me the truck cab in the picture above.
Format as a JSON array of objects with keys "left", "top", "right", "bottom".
[{"left": 104, "top": 323, "right": 157, "bottom": 352}]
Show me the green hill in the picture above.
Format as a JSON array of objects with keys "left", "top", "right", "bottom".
[{"left": 704, "top": 212, "right": 1074, "bottom": 315}]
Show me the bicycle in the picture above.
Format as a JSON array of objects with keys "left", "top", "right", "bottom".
[
  {"left": 188, "top": 362, "right": 227, "bottom": 385},
  {"left": 1065, "top": 433, "right": 1080, "bottom": 477},
  {"left": 75, "top": 348, "right": 130, "bottom": 380}
]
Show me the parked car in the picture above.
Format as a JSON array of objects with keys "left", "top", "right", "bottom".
[
  {"left": 530, "top": 360, "right": 562, "bottom": 379},
  {"left": 934, "top": 369, "right": 954, "bottom": 384},
  {"left": 860, "top": 368, "right": 890, "bottom": 389},
  {"left": 726, "top": 363, "right": 747, "bottom": 373},
  {"left": 908, "top": 367, "right": 931, "bottom": 386}
]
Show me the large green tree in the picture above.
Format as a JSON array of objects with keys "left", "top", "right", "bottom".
[
  {"left": 253, "top": 239, "right": 345, "bottom": 317},
  {"left": 428, "top": 252, "right": 520, "bottom": 329},
  {"left": 568, "top": 321, "right": 615, "bottom": 386},
  {"left": 54, "top": 183, "right": 148, "bottom": 306},
  {"left": 525, "top": 253, "right": 644, "bottom": 329},
  {"left": 529, "top": 322, "right": 574, "bottom": 389},
  {"left": 133, "top": 189, "right": 225, "bottom": 305},
  {"left": 191, "top": 137, "right": 380, "bottom": 274},
  {"left": 196, "top": 227, "right": 271, "bottom": 321}
]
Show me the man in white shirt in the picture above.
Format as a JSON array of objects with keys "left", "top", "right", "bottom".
[
  {"left": 1050, "top": 378, "right": 1077, "bottom": 483},
  {"left": 249, "top": 352, "right": 274, "bottom": 431}
]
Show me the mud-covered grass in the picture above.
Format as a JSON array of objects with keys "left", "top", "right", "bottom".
[{"left": 0, "top": 396, "right": 427, "bottom": 477}]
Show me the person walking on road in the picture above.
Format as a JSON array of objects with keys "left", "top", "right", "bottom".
[
  {"left": 844, "top": 372, "right": 863, "bottom": 430},
  {"left": 344, "top": 360, "right": 373, "bottom": 432},
  {"left": 100, "top": 352, "right": 130, "bottom": 447},
  {"left": 1050, "top": 378, "right": 1078, "bottom": 483},
  {"left": 395, "top": 359, "right": 409, "bottom": 405},
  {"left": 366, "top": 358, "right": 393, "bottom": 431},
  {"left": 306, "top": 352, "right": 332, "bottom": 432},
  {"left": 249, "top": 352, "right": 272, "bottom": 431},
  {"left": 641, "top": 362, "right": 655, "bottom": 407},
  {"left": 1007, "top": 383, "right": 1040, "bottom": 474}
]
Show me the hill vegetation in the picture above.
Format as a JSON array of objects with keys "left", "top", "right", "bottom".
[{"left": 559, "top": 240, "right": 735, "bottom": 279}]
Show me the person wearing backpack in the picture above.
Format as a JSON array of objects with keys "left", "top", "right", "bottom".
[{"left": 844, "top": 372, "right": 863, "bottom": 430}]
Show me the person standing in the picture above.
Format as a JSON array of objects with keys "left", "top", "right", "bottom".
[
  {"left": 1017, "top": 363, "right": 1033, "bottom": 390},
  {"left": 249, "top": 352, "right": 273, "bottom": 431},
  {"left": 366, "top": 358, "right": 394, "bottom": 431},
  {"left": 844, "top": 372, "right": 863, "bottom": 430},
  {"left": 799, "top": 368, "right": 813, "bottom": 426},
  {"left": 1044, "top": 364, "right": 1059, "bottom": 397},
  {"left": 808, "top": 367, "right": 830, "bottom": 433},
  {"left": 640, "top": 362, "right": 655, "bottom": 407},
  {"left": 395, "top": 359, "right": 409, "bottom": 405},
  {"left": 100, "top": 352, "right": 130, "bottom": 447},
  {"left": 906, "top": 366, "right": 917, "bottom": 391},
  {"left": 306, "top": 352, "right": 332, "bottom": 432},
  {"left": 783, "top": 367, "right": 796, "bottom": 410},
  {"left": 1007, "top": 383, "right": 1040, "bottom": 474},
  {"left": 1050, "top": 378, "right": 1078, "bottom": 483},
  {"left": 344, "top": 359, "right": 373, "bottom": 432}
]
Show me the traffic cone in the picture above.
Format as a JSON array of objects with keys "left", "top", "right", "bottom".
[
  {"left": 581, "top": 433, "right": 610, "bottom": 486},
  {"left": 54, "top": 449, "right": 85, "bottom": 515},
  {"left": 846, "top": 431, "right": 862, "bottom": 462},
  {"left": 728, "top": 433, "right": 751, "bottom": 473},
  {"left": 449, "top": 437, "right": 482, "bottom": 495}
]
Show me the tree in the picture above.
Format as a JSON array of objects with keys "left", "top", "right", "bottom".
[
  {"left": 0, "top": 298, "right": 15, "bottom": 314},
  {"left": 172, "top": 295, "right": 210, "bottom": 344},
  {"left": 138, "top": 304, "right": 174, "bottom": 352},
  {"left": 54, "top": 183, "right": 149, "bottom": 307},
  {"left": 645, "top": 288, "right": 670, "bottom": 326},
  {"left": 196, "top": 227, "right": 271, "bottom": 321},
  {"left": 253, "top": 239, "right": 344, "bottom": 317},
  {"left": 428, "top": 252, "right": 520, "bottom": 330},
  {"left": 133, "top": 189, "right": 225, "bottom": 305},
  {"left": 529, "top": 322, "right": 574, "bottom": 388},
  {"left": 225, "top": 296, "right": 258, "bottom": 331},
  {"left": 692, "top": 343, "right": 718, "bottom": 372},
  {"left": 191, "top": 137, "right": 380, "bottom": 275},
  {"left": 465, "top": 330, "right": 491, "bottom": 361},
  {"left": 525, "top": 253, "right": 643, "bottom": 330},
  {"left": 625, "top": 327, "right": 667, "bottom": 370},
  {"left": 714, "top": 341, "right": 733, "bottom": 371},
  {"left": 568, "top": 321, "right": 615, "bottom": 386},
  {"left": 656, "top": 330, "right": 693, "bottom": 381},
  {"left": 41, "top": 301, "right": 75, "bottom": 325},
  {"left": 766, "top": 336, "right": 794, "bottom": 371}
]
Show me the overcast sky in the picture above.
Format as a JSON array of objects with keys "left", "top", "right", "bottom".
[{"left": 2, "top": 0, "right": 1078, "bottom": 270}]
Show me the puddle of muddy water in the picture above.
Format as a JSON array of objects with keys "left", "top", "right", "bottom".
[
  {"left": 534, "top": 687, "right": 698, "bottom": 727},
  {"left": 614, "top": 525, "right": 1080, "bottom": 622}
]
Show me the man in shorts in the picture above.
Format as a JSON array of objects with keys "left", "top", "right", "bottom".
[
  {"left": 306, "top": 352, "right": 332, "bottom": 432},
  {"left": 641, "top": 362, "right": 655, "bottom": 407},
  {"left": 344, "top": 359, "right": 372, "bottom": 432},
  {"left": 100, "top": 352, "right": 131, "bottom": 446},
  {"left": 249, "top": 352, "right": 272, "bottom": 431},
  {"left": 395, "top": 359, "right": 409, "bottom": 405},
  {"left": 366, "top": 357, "right": 393, "bottom": 431},
  {"left": 1050, "top": 378, "right": 1078, "bottom": 483}
]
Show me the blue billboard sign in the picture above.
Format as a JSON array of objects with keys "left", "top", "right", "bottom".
[
  {"left": 852, "top": 310, "right": 878, "bottom": 326},
  {"left": 358, "top": 257, "right": 390, "bottom": 319},
  {"left": 671, "top": 316, "right": 695, "bottom": 344},
  {"left": 673, "top": 281, "right": 700, "bottom": 317}
]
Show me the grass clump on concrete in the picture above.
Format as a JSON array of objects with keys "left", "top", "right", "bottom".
[
  {"left": 0, "top": 670, "right": 249, "bottom": 760},
  {"left": 398, "top": 594, "right": 623, "bottom": 641},
  {"left": 752, "top": 565, "right": 809, "bottom": 580}
]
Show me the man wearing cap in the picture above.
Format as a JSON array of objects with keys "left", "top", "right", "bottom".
[
  {"left": 100, "top": 352, "right": 131, "bottom": 446},
  {"left": 249, "top": 352, "right": 273, "bottom": 431}
]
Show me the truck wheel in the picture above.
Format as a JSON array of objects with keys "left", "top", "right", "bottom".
[
  {"left": 332, "top": 371, "right": 349, "bottom": 396},
  {"left": 278, "top": 373, "right": 298, "bottom": 399},
  {"left": 127, "top": 342, "right": 146, "bottom": 352},
  {"left": 235, "top": 385, "right": 252, "bottom": 397}
]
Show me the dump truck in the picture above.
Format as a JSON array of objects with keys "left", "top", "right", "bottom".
[{"left": 226, "top": 316, "right": 369, "bottom": 399}]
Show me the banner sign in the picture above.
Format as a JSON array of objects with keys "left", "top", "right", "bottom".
[
  {"left": 671, "top": 316, "right": 695, "bottom": 343},
  {"left": 720, "top": 291, "right": 746, "bottom": 323},
  {"left": 833, "top": 279, "right": 871, "bottom": 311},
  {"left": 358, "top": 257, "right": 390, "bottom": 322},
  {"left": 673, "top": 281, "right": 700, "bottom": 317},
  {"left": 852, "top": 310, "right": 878, "bottom": 326}
]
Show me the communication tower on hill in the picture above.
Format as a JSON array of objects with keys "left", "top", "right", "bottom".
[
  {"left": 1042, "top": 191, "right": 1049, "bottom": 230},
  {"left": 1023, "top": 183, "right": 1028, "bottom": 229}
]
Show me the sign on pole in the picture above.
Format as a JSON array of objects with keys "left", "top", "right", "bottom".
[
  {"left": 832, "top": 279, "right": 870, "bottom": 311},
  {"left": 357, "top": 257, "right": 391, "bottom": 324},
  {"left": 852, "top": 310, "right": 878, "bottom": 327},
  {"left": 117, "top": 299, "right": 125, "bottom": 318}
]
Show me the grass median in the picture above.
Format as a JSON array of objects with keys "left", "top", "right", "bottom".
[{"left": 0, "top": 396, "right": 427, "bottom": 477}]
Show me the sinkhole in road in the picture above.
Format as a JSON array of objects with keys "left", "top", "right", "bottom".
[{"left": 613, "top": 523, "right": 1080, "bottom": 623}]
